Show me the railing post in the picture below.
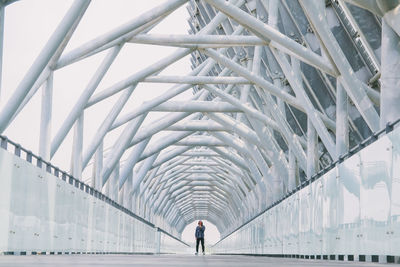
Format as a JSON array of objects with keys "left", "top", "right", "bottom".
[
  {"left": 14, "top": 144, "right": 21, "bottom": 157},
  {"left": 155, "top": 228, "right": 161, "bottom": 254},
  {"left": 0, "top": 136, "right": 7, "bottom": 149}
]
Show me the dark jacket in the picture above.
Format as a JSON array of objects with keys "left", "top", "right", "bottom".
[{"left": 195, "top": 225, "right": 205, "bottom": 239}]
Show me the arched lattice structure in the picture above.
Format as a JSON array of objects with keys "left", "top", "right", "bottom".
[{"left": 0, "top": 0, "right": 399, "bottom": 241}]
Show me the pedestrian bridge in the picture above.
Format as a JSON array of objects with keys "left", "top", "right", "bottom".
[
  {"left": 0, "top": 0, "right": 399, "bottom": 265},
  {"left": 0, "top": 254, "right": 390, "bottom": 267}
]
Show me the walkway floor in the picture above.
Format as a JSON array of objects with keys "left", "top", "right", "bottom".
[{"left": 0, "top": 254, "right": 390, "bottom": 266}]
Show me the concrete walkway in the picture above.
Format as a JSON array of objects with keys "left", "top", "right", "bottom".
[{"left": 0, "top": 254, "right": 391, "bottom": 266}]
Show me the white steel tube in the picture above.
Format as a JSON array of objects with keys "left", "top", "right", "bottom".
[
  {"left": 55, "top": 0, "right": 188, "bottom": 69},
  {"left": 82, "top": 84, "right": 137, "bottom": 170},
  {"left": 51, "top": 45, "right": 123, "bottom": 158},
  {"left": 119, "top": 138, "right": 151, "bottom": 190},
  {"left": 39, "top": 73, "right": 53, "bottom": 160},
  {"left": 71, "top": 113, "right": 84, "bottom": 180},
  {"left": 56, "top": 14, "right": 167, "bottom": 70},
  {"left": 165, "top": 121, "right": 226, "bottom": 131},
  {"left": 209, "top": 147, "right": 249, "bottom": 172},
  {"left": 85, "top": 0, "right": 242, "bottom": 108},
  {"left": 142, "top": 75, "right": 250, "bottom": 84},
  {"left": 101, "top": 114, "right": 146, "bottom": 185},
  {"left": 152, "top": 101, "right": 242, "bottom": 112},
  {"left": 306, "top": 117, "right": 318, "bottom": 179},
  {"left": 138, "top": 131, "right": 193, "bottom": 162},
  {"left": 109, "top": 161, "right": 119, "bottom": 201},
  {"left": 0, "top": 0, "right": 90, "bottom": 133},
  {"left": 273, "top": 50, "right": 337, "bottom": 159},
  {"left": 86, "top": 48, "right": 193, "bottom": 107},
  {"left": 380, "top": 19, "right": 400, "bottom": 128},
  {"left": 131, "top": 153, "right": 159, "bottom": 194},
  {"left": 202, "top": 84, "right": 280, "bottom": 131},
  {"left": 299, "top": 0, "right": 380, "bottom": 132},
  {"left": 288, "top": 148, "right": 298, "bottom": 191},
  {"left": 151, "top": 146, "right": 192, "bottom": 169},
  {"left": 92, "top": 141, "right": 103, "bottom": 190},
  {"left": 336, "top": 78, "right": 349, "bottom": 156},
  {"left": 175, "top": 136, "right": 227, "bottom": 147},
  {"left": 203, "top": 0, "right": 338, "bottom": 76},
  {"left": 128, "top": 112, "right": 196, "bottom": 148},
  {"left": 129, "top": 33, "right": 267, "bottom": 46},
  {"left": 93, "top": 1, "right": 244, "bottom": 128},
  {"left": 202, "top": 48, "right": 303, "bottom": 110}
]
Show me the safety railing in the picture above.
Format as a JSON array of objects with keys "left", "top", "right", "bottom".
[
  {"left": 158, "top": 228, "right": 190, "bottom": 254},
  {"left": 0, "top": 135, "right": 188, "bottom": 253},
  {"left": 0, "top": 135, "right": 155, "bottom": 228},
  {"left": 215, "top": 118, "right": 400, "bottom": 247}
]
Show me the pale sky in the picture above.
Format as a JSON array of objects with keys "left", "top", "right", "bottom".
[
  {"left": 2, "top": 0, "right": 221, "bottom": 244},
  {"left": 2, "top": 0, "right": 192, "bottom": 174}
]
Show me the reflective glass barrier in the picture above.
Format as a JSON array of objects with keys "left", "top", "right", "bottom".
[
  {"left": 159, "top": 231, "right": 190, "bottom": 254},
  {"left": 0, "top": 140, "right": 187, "bottom": 254},
  {"left": 213, "top": 125, "right": 400, "bottom": 256}
]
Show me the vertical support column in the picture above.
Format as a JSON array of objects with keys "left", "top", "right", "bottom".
[
  {"left": 380, "top": 20, "right": 400, "bottom": 128},
  {"left": 109, "top": 161, "right": 119, "bottom": 201},
  {"left": 336, "top": 78, "right": 349, "bottom": 156},
  {"left": 271, "top": 164, "right": 283, "bottom": 202},
  {"left": 118, "top": 179, "right": 124, "bottom": 205},
  {"left": 130, "top": 186, "right": 136, "bottom": 213},
  {"left": 0, "top": 5, "right": 4, "bottom": 97},
  {"left": 71, "top": 113, "right": 84, "bottom": 180},
  {"left": 277, "top": 85, "right": 288, "bottom": 116},
  {"left": 307, "top": 117, "right": 318, "bottom": 179},
  {"left": 291, "top": 56, "right": 302, "bottom": 93},
  {"left": 133, "top": 190, "right": 140, "bottom": 214},
  {"left": 119, "top": 138, "right": 151, "bottom": 190},
  {"left": 132, "top": 153, "right": 159, "bottom": 193},
  {"left": 236, "top": 59, "right": 252, "bottom": 123},
  {"left": 269, "top": 0, "right": 286, "bottom": 117},
  {"left": 288, "top": 148, "right": 298, "bottom": 191},
  {"left": 92, "top": 141, "right": 103, "bottom": 190},
  {"left": 268, "top": 0, "right": 279, "bottom": 27},
  {"left": 146, "top": 205, "right": 152, "bottom": 221},
  {"left": 39, "top": 72, "right": 53, "bottom": 160},
  {"left": 237, "top": 55, "right": 268, "bottom": 209},
  {"left": 123, "top": 171, "right": 133, "bottom": 209},
  {"left": 102, "top": 176, "right": 109, "bottom": 196}
]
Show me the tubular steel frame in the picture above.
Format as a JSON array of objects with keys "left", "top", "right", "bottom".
[{"left": 1, "top": 0, "right": 399, "bottom": 238}]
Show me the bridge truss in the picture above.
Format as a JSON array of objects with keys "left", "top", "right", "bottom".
[{"left": 0, "top": 0, "right": 399, "bottom": 238}]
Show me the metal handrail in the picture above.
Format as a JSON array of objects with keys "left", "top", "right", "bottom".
[{"left": 213, "top": 118, "right": 400, "bottom": 247}]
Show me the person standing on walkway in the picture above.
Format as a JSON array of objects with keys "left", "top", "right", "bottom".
[{"left": 195, "top": 220, "right": 205, "bottom": 255}]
